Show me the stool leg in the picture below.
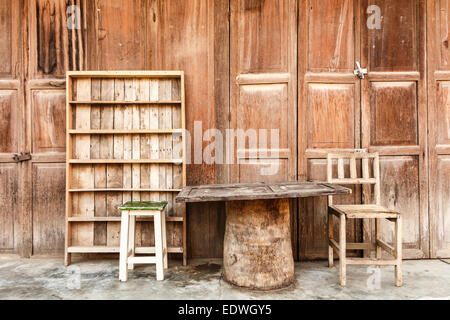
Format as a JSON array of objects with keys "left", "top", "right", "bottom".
[
  {"left": 154, "top": 212, "right": 164, "bottom": 281},
  {"left": 119, "top": 211, "right": 130, "bottom": 282},
  {"left": 328, "top": 211, "right": 334, "bottom": 268},
  {"left": 375, "top": 218, "right": 382, "bottom": 259},
  {"left": 395, "top": 216, "right": 403, "bottom": 287},
  {"left": 339, "top": 214, "right": 347, "bottom": 286},
  {"left": 161, "top": 210, "right": 168, "bottom": 269},
  {"left": 128, "top": 215, "right": 136, "bottom": 270}
]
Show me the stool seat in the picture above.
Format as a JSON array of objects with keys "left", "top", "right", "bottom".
[
  {"left": 118, "top": 201, "right": 168, "bottom": 282},
  {"left": 119, "top": 201, "right": 168, "bottom": 211}
]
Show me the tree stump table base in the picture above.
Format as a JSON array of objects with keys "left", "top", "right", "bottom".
[
  {"left": 223, "top": 199, "right": 295, "bottom": 290},
  {"left": 175, "top": 182, "right": 350, "bottom": 290}
]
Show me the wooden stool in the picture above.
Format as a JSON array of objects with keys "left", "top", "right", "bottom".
[
  {"left": 327, "top": 151, "right": 403, "bottom": 287},
  {"left": 118, "top": 201, "right": 168, "bottom": 282}
]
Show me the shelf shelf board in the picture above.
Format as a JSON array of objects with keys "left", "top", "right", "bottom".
[
  {"left": 69, "top": 101, "right": 182, "bottom": 105},
  {"left": 67, "top": 71, "right": 183, "bottom": 78},
  {"left": 69, "top": 159, "right": 183, "bottom": 164},
  {"left": 67, "top": 246, "right": 183, "bottom": 254},
  {"left": 68, "top": 216, "right": 184, "bottom": 222},
  {"left": 68, "top": 188, "right": 182, "bottom": 193},
  {"left": 69, "top": 129, "right": 183, "bottom": 135}
]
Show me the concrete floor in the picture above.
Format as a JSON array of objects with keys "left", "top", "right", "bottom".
[{"left": 0, "top": 255, "right": 449, "bottom": 300}]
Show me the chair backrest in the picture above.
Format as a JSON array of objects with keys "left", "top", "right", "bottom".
[{"left": 326, "top": 150, "right": 380, "bottom": 206}]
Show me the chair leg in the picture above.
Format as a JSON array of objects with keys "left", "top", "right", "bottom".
[
  {"left": 119, "top": 211, "right": 130, "bottom": 282},
  {"left": 375, "top": 218, "right": 382, "bottom": 259},
  {"left": 161, "top": 210, "right": 168, "bottom": 269},
  {"left": 395, "top": 216, "right": 403, "bottom": 287},
  {"left": 339, "top": 214, "right": 347, "bottom": 286},
  {"left": 328, "top": 212, "right": 334, "bottom": 268},
  {"left": 128, "top": 215, "right": 136, "bottom": 270},
  {"left": 154, "top": 212, "right": 164, "bottom": 281}
]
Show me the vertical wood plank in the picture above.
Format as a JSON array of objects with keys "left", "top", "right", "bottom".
[
  {"left": 100, "top": 78, "right": 120, "bottom": 247},
  {"left": 91, "top": 78, "right": 106, "bottom": 246},
  {"left": 73, "top": 78, "right": 94, "bottom": 246},
  {"left": 338, "top": 158, "right": 345, "bottom": 179}
]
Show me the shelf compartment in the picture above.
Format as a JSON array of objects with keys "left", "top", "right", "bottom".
[
  {"left": 67, "top": 246, "right": 183, "bottom": 254},
  {"left": 68, "top": 216, "right": 184, "bottom": 222},
  {"left": 68, "top": 188, "right": 182, "bottom": 193},
  {"left": 68, "top": 159, "right": 183, "bottom": 164},
  {"left": 69, "top": 129, "right": 183, "bottom": 135},
  {"left": 69, "top": 101, "right": 181, "bottom": 105}
]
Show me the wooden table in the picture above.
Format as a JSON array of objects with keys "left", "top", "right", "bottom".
[{"left": 175, "top": 181, "right": 350, "bottom": 290}]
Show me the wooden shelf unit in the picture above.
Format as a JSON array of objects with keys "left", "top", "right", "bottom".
[{"left": 65, "top": 71, "right": 187, "bottom": 266}]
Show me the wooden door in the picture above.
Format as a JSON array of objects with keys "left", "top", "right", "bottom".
[
  {"left": 298, "top": 0, "right": 363, "bottom": 259},
  {"left": 230, "top": 0, "right": 297, "bottom": 184},
  {"left": 428, "top": 0, "right": 450, "bottom": 258},
  {"left": 23, "top": 0, "right": 85, "bottom": 256},
  {"left": 0, "top": 0, "right": 22, "bottom": 255},
  {"left": 299, "top": 0, "right": 428, "bottom": 260},
  {"left": 361, "top": 0, "right": 428, "bottom": 259}
]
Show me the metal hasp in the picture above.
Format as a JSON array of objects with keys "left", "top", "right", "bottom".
[
  {"left": 354, "top": 61, "right": 368, "bottom": 79},
  {"left": 12, "top": 152, "right": 31, "bottom": 163}
]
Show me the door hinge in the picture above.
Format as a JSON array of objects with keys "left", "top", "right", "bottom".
[{"left": 13, "top": 152, "right": 32, "bottom": 163}]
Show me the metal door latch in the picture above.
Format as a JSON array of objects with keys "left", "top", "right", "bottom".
[
  {"left": 354, "top": 61, "right": 368, "bottom": 79},
  {"left": 13, "top": 152, "right": 32, "bottom": 163}
]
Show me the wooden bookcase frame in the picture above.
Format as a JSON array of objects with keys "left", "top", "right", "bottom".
[{"left": 65, "top": 71, "right": 187, "bottom": 266}]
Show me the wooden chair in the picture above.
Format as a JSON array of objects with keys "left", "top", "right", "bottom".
[
  {"left": 118, "top": 201, "right": 168, "bottom": 282},
  {"left": 327, "top": 151, "right": 402, "bottom": 287}
]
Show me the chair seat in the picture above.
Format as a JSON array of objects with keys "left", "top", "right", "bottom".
[{"left": 329, "top": 204, "right": 400, "bottom": 219}]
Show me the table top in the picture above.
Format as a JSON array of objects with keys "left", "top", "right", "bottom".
[
  {"left": 175, "top": 181, "right": 351, "bottom": 203},
  {"left": 119, "top": 201, "right": 168, "bottom": 211}
]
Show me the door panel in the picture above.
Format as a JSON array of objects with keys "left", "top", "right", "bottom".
[
  {"left": 367, "top": 0, "right": 418, "bottom": 72},
  {"left": 369, "top": 82, "right": 418, "bottom": 146},
  {"left": 362, "top": 0, "right": 428, "bottom": 259},
  {"left": 307, "top": 83, "right": 356, "bottom": 149},
  {"left": 0, "top": 1, "right": 13, "bottom": 75},
  {"left": 0, "top": 164, "right": 18, "bottom": 251},
  {"left": 32, "top": 90, "right": 66, "bottom": 154},
  {"left": 87, "top": 0, "right": 146, "bottom": 70},
  {"left": 32, "top": 163, "right": 65, "bottom": 255},
  {"left": 308, "top": 0, "right": 355, "bottom": 71},
  {"left": 379, "top": 156, "right": 423, "bottom": 258},
  {"left": 0, "top": 91, "right": 19, "bottom": 154},
  {"left": 428, "top": 0, "right": 450, "bottom": 258}
]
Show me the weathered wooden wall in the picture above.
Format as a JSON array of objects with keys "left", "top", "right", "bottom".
[{"left": 0, "top": 0, "right": 449, "bottom": 260}]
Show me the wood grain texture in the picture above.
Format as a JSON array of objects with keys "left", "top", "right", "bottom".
[
  {"left": 176, "top": 182, "right": 350, "bottom": 203},
  {"left": 224, "top": 199, "right": 294, "bottom": 290}
]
